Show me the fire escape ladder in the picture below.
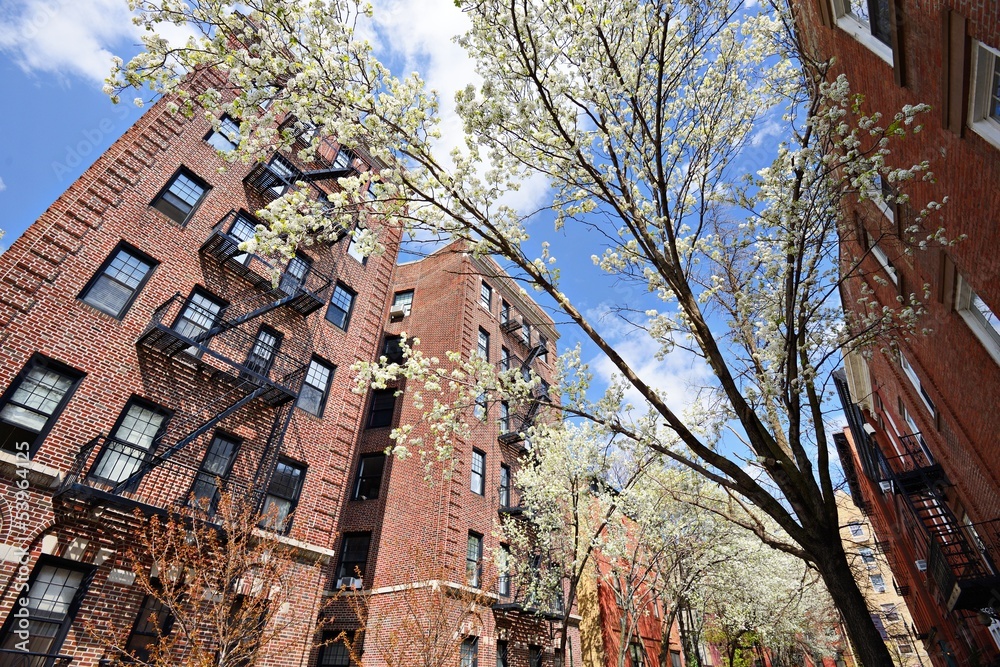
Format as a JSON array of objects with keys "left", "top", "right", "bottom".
[{"left": 111, "top": 381, "right": 274, "bottom": 494}]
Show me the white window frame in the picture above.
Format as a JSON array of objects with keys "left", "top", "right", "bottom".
[
  {"left": 872, "top": 174, "right": 895, "bottom": 222},
  {"left": 899, "top": 353, "right": 935, "bottom": 415},
  {"left": 969, "top": 42, "right": 1000, "bottom": 150},
  {"left": 870, "top": 573, "right": 886, "bottom": 593},
  {"left": 865, "top": 232, "right": 898, "bottom": 285},
  {"left": 955, "top": 274, "right": 1000, "bottom": 367},
  {"left": 848, "top": 521, "right": 865, "bottom": 539},
  {"left": 830, "top": 0, "right": 893, "bottom": 64}
]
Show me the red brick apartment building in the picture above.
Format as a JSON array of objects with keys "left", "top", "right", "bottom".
[
  {"left": 800, "top": 0, "right": 1000, "bottom": 662},
  {"left": 327, "top": 241, "right": 580, "bottom": 667},
  {"left": 0, "top": 67, "right": 577, "bottom": 666}
]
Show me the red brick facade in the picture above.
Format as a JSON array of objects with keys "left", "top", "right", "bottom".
[{"left": 801, "top": 0, "right": 1000, "bottom": 663}]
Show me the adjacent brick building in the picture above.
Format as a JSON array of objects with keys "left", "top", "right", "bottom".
[{"left": 802, "top": 0, "right": 1000, "bottom": 661}]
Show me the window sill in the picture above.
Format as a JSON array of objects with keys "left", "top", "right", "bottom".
[
  {"left": 836, "top": 16, "right": 893, "bottom": 65},
  {"left": 969, "top": 119, "right": 1000, "bottom": 152},
  {"left": 958, "top": 309, "right": 1000, "bottom": 368},
  {"left": 0, "top": 450, "right": 64, "bottom": 489}
]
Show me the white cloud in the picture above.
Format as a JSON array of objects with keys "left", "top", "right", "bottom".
[{"left": 0, "top": 177, "right": 6, "bottom": 193}]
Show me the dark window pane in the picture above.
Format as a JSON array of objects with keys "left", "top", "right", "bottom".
[
  {"left": 326, "top": 284, "right": 356, "bottom": 330},
  {"left": 337, "top": 533, "right": 370, "bottom": 581},
  {"left": 153, "top": 170, "right": 207, "bottom": 224},
  {"left": 466, "top": 533, "right": 482, "bottom": 587},
  {"left": 353, "top": 454, "right": 385, "bottom": 500},
  {"left": 260, "top": 459, "right": 305, "bottom": 532},
  {"left": 190, "top": 434, "right": 239, "bottom": 512},
  {"left": 297, "top": 359, "right": 333, "bottom": 416},
  {"left": 471, "top": 450, "right": 485, "bottom": 495},
  {"left": 82, "top": 246, "right": 155, "bottom": 317},
  {"left": 367, "top": 390, "right": 395, "bottom": 428}
]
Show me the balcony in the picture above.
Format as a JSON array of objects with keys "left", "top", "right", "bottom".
[
  {"left": 927, "top": 517, "right": 1000, "bottom": 612},
  {"left": 886, "top": 433, "right": 943, "bottom": 494},
  {"left": 244, "top": 158, "right": 303, "bottom": 202},
  {"left": 200, "top": 212, "right": 332, "bottom": 316},
  {"left": 492, "top": 581, "right": 564, "bottom": 620},
  {"left": 0, "top": 651, "right": 73, "bottom": 667},
  {"left": 498, "top": 485, "right": 526, "bottom": 516},
  {"left": 137, "top": 294, "right": 308, "bottom": 406},
  {"left": 57, "top": 434, "right": 266, "bottom": 517}
]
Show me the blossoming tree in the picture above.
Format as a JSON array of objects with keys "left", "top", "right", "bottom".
[{"left": 107, "top": 0, "right": 953, "bottom": 664}]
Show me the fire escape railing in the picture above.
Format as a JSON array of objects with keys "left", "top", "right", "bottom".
[
  {"left": 496, "top": 357, "right": 551, "bottom": 448},
  {"left": 498, "top": 485, "right": 526, "bottom": 516},
  {"left": 492, "top": 578, "right": 564, "bottom": 620}
]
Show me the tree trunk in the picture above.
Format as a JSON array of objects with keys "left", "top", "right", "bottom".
[{"left": 814, "top": 545, "right": 895, "bottom": 667}]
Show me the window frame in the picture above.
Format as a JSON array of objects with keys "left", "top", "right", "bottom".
[
  {"left": 151, "top": 166, "right": 210, "bottom": 226},
  {"left": 497, "top": 639, "right": 509, "bottom": 667},
  {"left": 955, "top": 274, "right": 1000, "bottom": 367},
  {"left": 296, "top": 356, "right": 335, "bottom": 418},
  {"left": 0, "top": 354, "right": 85, "bottom": 456},
  {"left": 352, "top": 453, "right": 386, "bottom": 501},
  {"left": 189, "top": 430, "right": 242, "bottom": 514},
  {"left": 88, "top": 396, "right": 172, "bottom": 486},
  {"left": 79, "top": 241, "right": 158, "bottom": 319},
  {"left": 125, "top": 589, "right": 176, "bottom": 662},
  {"left": 204, "top": 114, "right": 242, "bottom": 153},
  {"left": 317, "top": 630, "right": 354, "bottom": 667},
  {"left": 477, "top": 328, "right": 490, "bottom": 361},
  {"left": 529, "top": 645, "right": 543, "bottom": 667},
  {"left": 499, "top": 401, "right": 510, "bottom": 434},
  {"left": 480, "top": 282, "right": 492, "bottom": 311},
  {"left": 391, "top": 290, "right": 414, "bottom": 317},
  {"left": 382, "top": 335, "right": 405, "bottom": 365},
  {"left": 881, "top": 603, "right": 900, "bottom": 622},
  {"left": 260, "top": 457, "right": 307, "bottom": 534},
  {"left": 830, "top": 0, "right": 893, "bottom": 64},
  {"left": 498, "top": 543, "right": 511, "bottom": 597},
  {"left": 865, "top": 231, "right": 898, "bottom": 286},
  {"left": 470, "top": 449, "right": 486, "bottom": 495},
  {"left": 499, "top": 464, "right": 511, "bottom": 506},
  {"left": 859, "top": 547, "right": 878, "bottom": 569},
  {"left": 898, "top": 352, "right": 936, "bottom": 415},
  {"left": 970, "top": 42, "right": 1000, "bottom": 149},
  {"left": 848, "top": 521, "right": 865, "bottom": 538},
  {"left": 172, "top": 287, "right": 228, "bottom": 350},
  {"left": 326, "top": 282, "right": 357, "bottom": 331},
  {"left": 0, "top": 555, "right": 96, "bottom": 659},
  {"left": 336, "top": 532, "right": 371, "bottom": 584},
  {"left": 466, "top": 531, "right": 483, "bottom": 588},
  {"left": 366, "top": 389, "right": 396, "bottom": 429},
  {"left": 870, "top": 573, "right": 886, "bottom": 593},
  {"left": 244, "top": 325, "right": 283, "bottom": 378},
  {"left": 460, "top": 636, "right": 479, "bottom": 667}
]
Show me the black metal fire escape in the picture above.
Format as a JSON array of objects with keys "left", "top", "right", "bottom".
[{"left": 497, "top": 314, "right": 551, "bottom": 449}]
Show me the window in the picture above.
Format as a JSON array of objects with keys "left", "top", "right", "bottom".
[
  {"left": 499, "top": 464, "right": 511, "bottom": 506},
  {"left": 353, "top": 454, "right": 385, "bottom": 500},
  {"left": 90, "top": 398, "right": 170, "bottom": 484},
  {"left": 474, "top": 393, "right": 487, "bottom": 421},
  {"left": 244, "top": 326, "right": 282, "bottom": 377},
  {"left": 297, "top": 358, "right": 335, "bottom": 417},
  {"left": 498, "top": 544, "right": 511, "bottom": 597},
  {"left": 80, "top": 242, "right": 157, "bottom": 318},
  {"left": 318, "top": 631, "right": 354, "bottom": 666},
  {"left": 478, "top": 328, "right": 490, "bottom": 361},
  {"left": 831, "top": 0, "right": 892, "bottom": 62},
  {"left": 480, "top": 282, "right": 492, "bottom": 310},
  {"left": 628, "top": 642, "right": 645, "bottom": 667},
  {"left": 0, "top": 354, "right": 83, "bottom": 455},
  {"left": 499, "top": 402, "right": 510, "bottom": 433},
  {"left": 126, "top": 592, "right": 175, "bottom": 661},
  {"left": 205, "top": 114, "right": 241, "bottom": 152},
  {"left": 500, "top": 300, "right": 510, "bottom": 324},
  {"left": 870, "top": 573, "right": 886, "bottom": 593},
  {"left": 896, "top": 639, "right": 914, "bottom": 655},
  {"left": 521, "top": 321, "right": 531, "bottom": 346},
  {"left": 899, "top": 353, "right": 935, "bottom": 415},
  {"left": 189, "top": 432, "right": 240, "bottom": 513},
  {"left": 956, "top": 274, "right": 1000, "bottom": 366},
  {"left": 848, "top": 521, "right": 865, "bottom": 538},
  {"left": 497, "top": 640, "right": 509, "bottom": 667},
  {"left": 971, "top": 42, "right": 1000, "bottom": 148},
  {"left": 501, "top": 347, "right": 511, "bottom": 372},
  {"left": 466, "top": 532, "right": 483, "bottom": 587},
  {"left": 152, "top": 168, "right": 209, "bottom": 225},
  {"left": 471, "top": 449, "right": 485, "bottom": 495},
  {"left": 865, "top": 231, "right": 898, "bottom": 285},
  {"left": 227, "top": 213, "right": 258, "bottom": 265},
  {"left": 260, "top": 458, "right": 305, "bottom": 533},
  {"left": 366, "top": 389, "right": 396, "bottom": 428},
  {"left": 391, "top": 290, "right": 413, "bottom": 317},
  {"left": 529, "top": 646, "right": 543, "bottom": 667},
  {"left": 860, "top": 547, "right": 877, "bottom": 568},
  {"left": 347, "top": 229, "right": 367, "bottom": 265},
  {"left": 173, "top": 288, "right": 227, "bottom": 350},
  {"left": 266, "top": 156, "right": 298, "bottom": 196},
  {"left": 326, "top": 283, "right": 356, "bottom": 331},
  {"left": 336, "top": 533, "right": 371, "bottom": 583},
  {"left": 873, "top": 174, "right": 896, "bottom": 222},
  {"left": 278, "top": 254, "right": 312, "bottom": 294},
  {"left": 537, "top": 334, "right": 549, "bottom": 362},
  {"left": 670, "top": 652, "right": 683, "bottom": 667},
  {"left": 331, "top": 147, "right": 356, "bottom": 172},
  {"left": 460, "top": 637, "right": 479, "bottom": 667},
  {"left": 0, "top": 556, "right": 94, "bottom": 658},
  {"left": 882, "top": 603, "right": 900, "bottom": 622},
  {"left": 382, "top": 336, "right": 404, "bottom": 364},
  {"left": 554, "top": 650, "right": 564, "bottom": 667}
]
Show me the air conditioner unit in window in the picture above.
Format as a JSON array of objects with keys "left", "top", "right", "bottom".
[
  {"left": 389, "top": 305, "right": 407, "bottom": 319},
  {"left": 879, "top": 480, "right": 894, "bottom": 494},
  {"left": 337, "top": 577, "right": 363, "bottom": 590},
  {"left": 915, "top": 559, "right": 927, "bottom": 572}
]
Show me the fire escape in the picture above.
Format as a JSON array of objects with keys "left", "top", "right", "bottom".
[
  {"left": 57, "top": 154, "right": 350, "bottom": 518},
  {"left": 497, "top": 309, "right": 551, "bottom": 451}
]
